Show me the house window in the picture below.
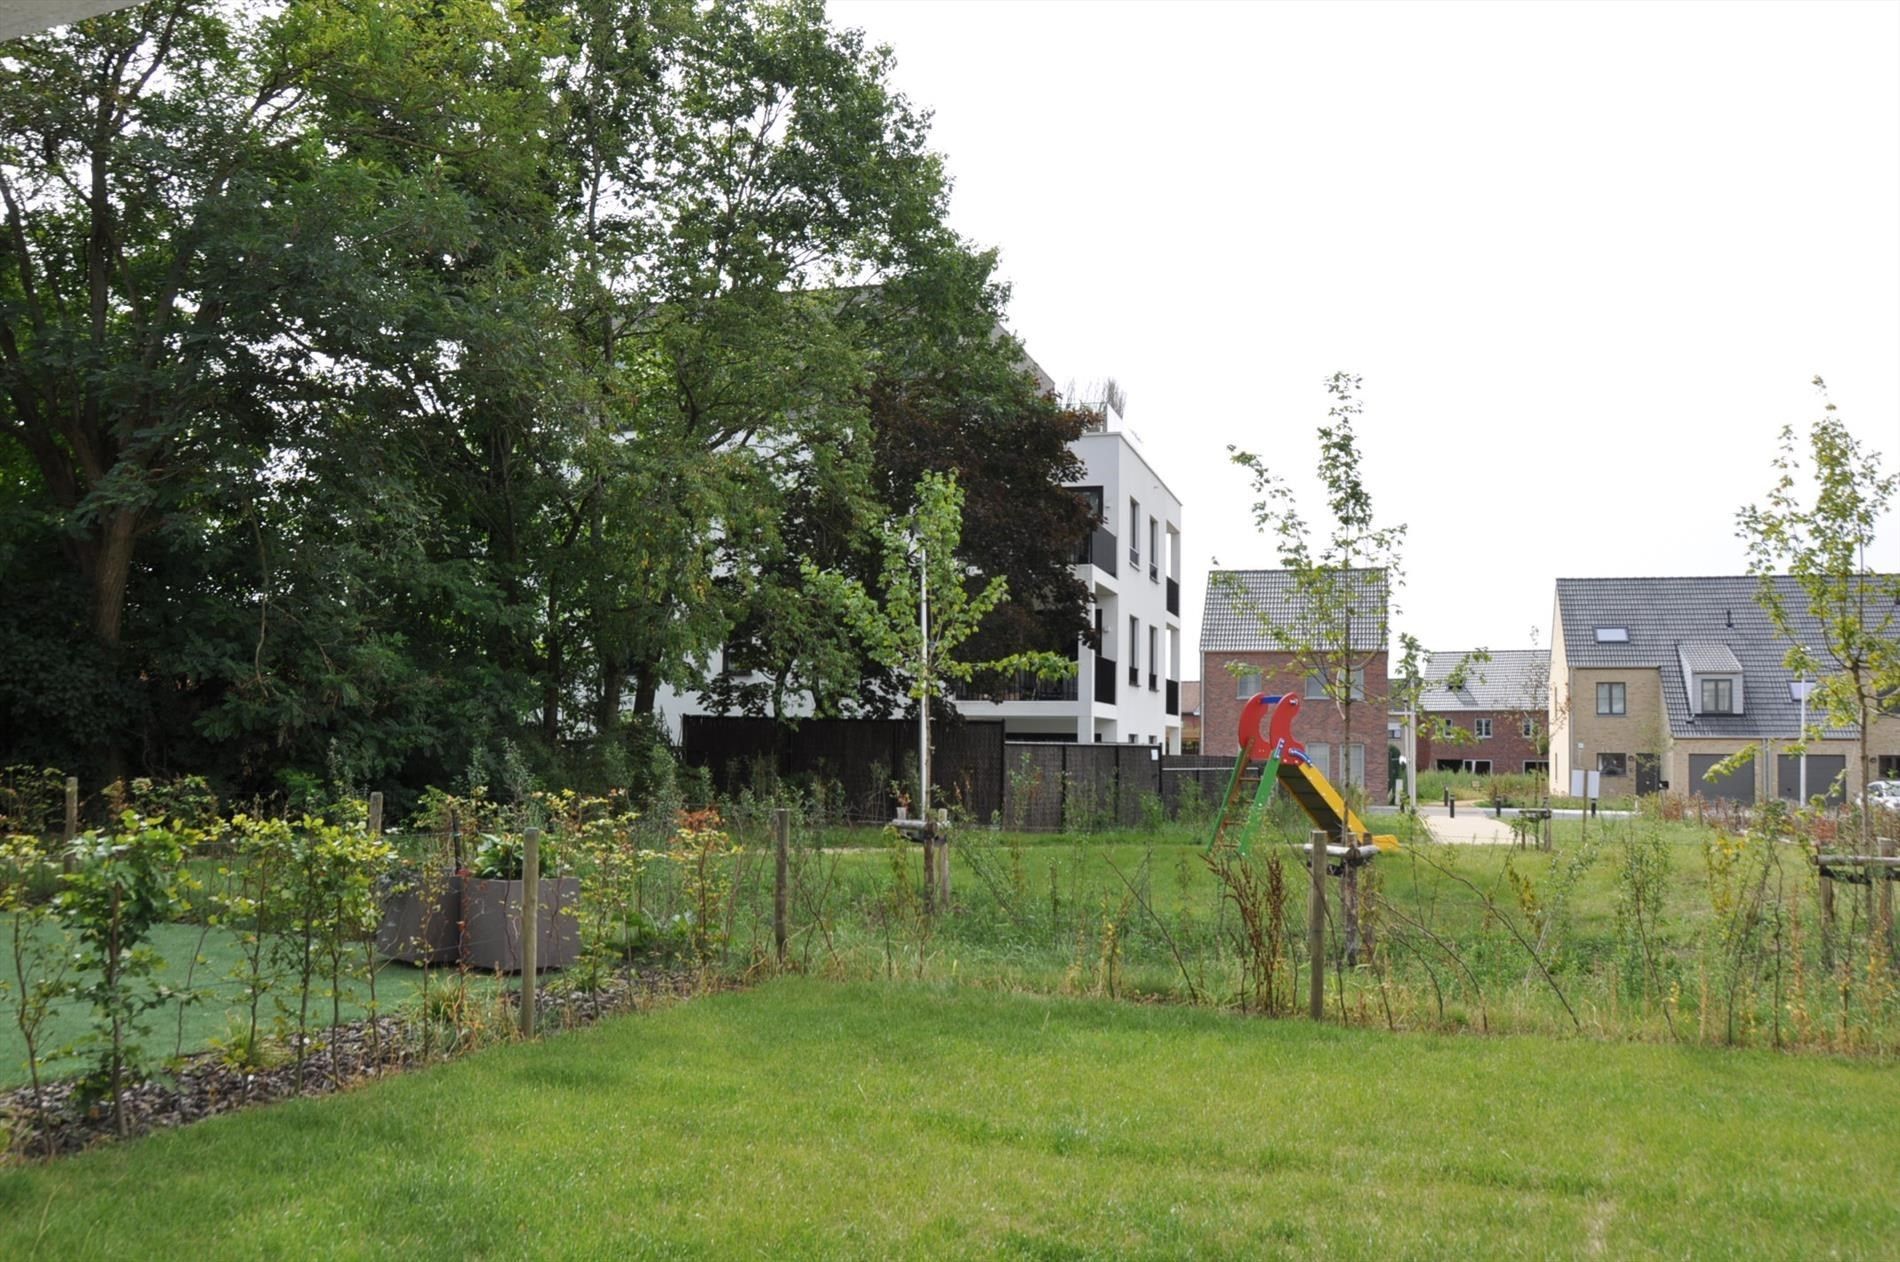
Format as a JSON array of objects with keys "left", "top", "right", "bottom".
[
  {"left": 1878, "top": 755, "right": 1900, "bottom": 779},
  {"left": 1147, "top": 627, "right": 1159, "bottom": 689},
  {"left": 1462, "top": 759, "right": 1491, "bottom": 775},
  {"left": 1700, "top": 677, "right": 1735, "bottom": 714},
  {"left": 1305, "top": 667, "right": 1365, "bottom": 700},
  {"left": 1128, "top": 616, "right": 1139, "bottom": 685},
  {"left": 1525, "top": 758, "right": 1550, "bottom": 775},
  {"left": 1148, "top": 516, "right": 1159, "bottom": 582},
  {"left": 1594, "top": 627, "right": 1629, "bottom": 643},
  {"left": 1129, "top": 497, "right": 1140, "bottom": 568},
  {"left": 1521, "top": 716, "right": 1535, "bottom": 738},
  {"left": 1599, "top": 753, "right": 1628, "bottom": 776},
  {"left": 1474, "top": 718, "right": 1493, "bottom": 739},
  {"left": 1234, "top": 670, "right": 1262, "bottom": 700},
  {"left": 1597, "top": 682, "right": 1626, "bottom": 716}
]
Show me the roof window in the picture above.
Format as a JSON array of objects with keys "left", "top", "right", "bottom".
[{"left": 1594, "top": 627, "right": 1629, "bottom": 643}]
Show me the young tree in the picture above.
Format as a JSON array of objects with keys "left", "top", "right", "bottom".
[
  {"left": 1224, "top": 372, "right": 1405, "bottom": 1015},
  {"left": 802, "top": 471, "right": 1073, "bottom": 818},
  {"left": 1736, "top": 378, "right": 1900, "bottom": 938}
]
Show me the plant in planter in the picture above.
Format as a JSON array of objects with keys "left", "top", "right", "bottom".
[
  {"left": 374, "top": 837, "right": 462, "bottom": 966},
  {"left": 460, "top": 833, "right": 580, "bottom": 973}
]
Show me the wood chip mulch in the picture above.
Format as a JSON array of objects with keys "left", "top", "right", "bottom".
[{"left": 1, "top": 964, "right": 712, "bottom": 1161}]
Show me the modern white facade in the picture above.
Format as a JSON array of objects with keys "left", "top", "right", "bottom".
[{"left": 953, "top": 397, "right": 1185, "bottom": 752}]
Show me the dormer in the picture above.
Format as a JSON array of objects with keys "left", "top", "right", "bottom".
[{"left": 1679, "top": 642, "right": 1744, "bottom": 715}]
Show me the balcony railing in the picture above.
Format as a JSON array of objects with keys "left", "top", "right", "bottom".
[
  {"left": 1165, "top": 576, "right": 1179, "bottom": 616},
  {"left": 1166, "top": 679, "right": 1180, "bottom": 715},
  {"left": 949, "top": 669, "right": 1078, "bottom": 704},
  {"left": 1072, "top": 526, "right": 1118, "bottom": 577},
  {"left": 1094, "top": 656, "right": 1117, "bottom": 705}
]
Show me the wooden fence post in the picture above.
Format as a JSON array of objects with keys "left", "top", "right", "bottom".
[
  {"left": 63, "top": 775, "right": 78, "bottom": 873},
  {"left": 519, "top": 827, "right": 539, "bottom": 1037},
  {"left": 772, "top": 807, "right": 789, "bottom": 966},
  {"left": 1308, "top": 828, "right": 1327, "bottom": 1020},
  {"left": 368, "top": 791, "right": 383, "bottom": 840},
  {"left": 1342, "top": 844, "right": 1361, "bottom": 968}
]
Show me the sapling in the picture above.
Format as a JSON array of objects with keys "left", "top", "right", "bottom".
[
  {"left": 59, "top": 812, "right": 185, "bottom": 1136},
  {"left": 3, "top": 831, "right": 71, "bottom": 1155}
]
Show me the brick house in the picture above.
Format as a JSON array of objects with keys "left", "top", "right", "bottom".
[
  {"left": 1199, "top": 568, "right": 1389, "bottom": 803},
  {"left": 1549, "top": 575, "right": 1900, "bottom": 802},
  {"left": 1416, "top": 649, "right": 1550, "bottom": 775}
]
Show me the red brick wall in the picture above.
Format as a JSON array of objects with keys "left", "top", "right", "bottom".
[
  {"left": 1202, "top": 651, "right": 1390, "bottom": 803},
  {"left": 1417, "top": 708, "right": 1545, "bottom": 774}
]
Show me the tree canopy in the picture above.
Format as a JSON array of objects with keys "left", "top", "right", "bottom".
[{"left": 0, "top": 0, "right": 1096, "bottom": 805}]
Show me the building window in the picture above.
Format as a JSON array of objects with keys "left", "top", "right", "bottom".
[
  {"left": 1594, "top": 627, "right": 1629, "bottom": 643},
  {"left": 1234, "top": 670, "right": 1262, "bottom": 700},
  {"left": 1128, "top": 497, "right": 1140, "bottom": 568},
  {"left": 1148, "top": 516, "right": 1159, "bottom": 581},
  {"left": 1462, "top": 759, "right": 1491, "bottom": 775},
  {"left": 1521, "top": 716, "right": 1535, "bottom": 738},
  {"left": 1525, "top": 758, "right": 1550, "bottom": 775},
  {"left": 1700, "top": 677, "right": 1735, "bottom": 714},
  {"left": 1599, "top": 753, "right": 1628, "bottom": 776},
  {"left": 1147, "top": 626, "right": 1159, "bottom": 689},
  {"left": 1474, "top": 718, "right": 1493, "bottom": 739},
  {"left": 1304, "top": 667, "right": 1366, "bottom": 700},
  {"left": 1596, "top": 682, "right": 1626, "bottom": 716}
]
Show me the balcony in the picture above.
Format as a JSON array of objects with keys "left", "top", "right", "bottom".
[
  {"left": 950, "top": 668, "right": 1078, "bottom": 704},
  {"left": 1072, "top": 526, "right": 1118, "bottom": 578},
  {"left": 1094, "top": 656, "right": 1117, "bottom": 705},
  {"left": 1166, "top": 679, "right": 1180, "bottom": 716},
  {"left": 1165, "top": 576, "right": 1179, "bottom": 616}
]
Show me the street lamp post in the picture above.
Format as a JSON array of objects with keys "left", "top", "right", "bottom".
[{"left": 1791, "top": 676, "right": 1814, "bottom": 803}]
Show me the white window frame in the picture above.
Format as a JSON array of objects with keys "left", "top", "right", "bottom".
[{"left": 1474, "top": 718, "right": 1493, "bottom": 739}]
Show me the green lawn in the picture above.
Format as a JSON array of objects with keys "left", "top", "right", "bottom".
[{"left": 3, "top": 979, "right": 1895, "bottom": 1259}]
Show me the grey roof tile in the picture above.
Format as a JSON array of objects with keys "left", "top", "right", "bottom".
[
  {"left": 1199, "top": 569, "right": 1388, "bottom": 653},
  {"left": 1555, "top": 575, "right": 1899, "bottom": 741},
  {"left": 1420, "top": 648, "right": 1548, "bottom": 712}
]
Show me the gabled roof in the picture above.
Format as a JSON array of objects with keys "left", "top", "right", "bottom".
[
  {"left": 1200, "top": 569, "right": 1388, "bottom": 654},
  {"left": 1554, "top": 575, "right": 1899, "bottom": 740},
  {"left": 1420, "top": 649, "right": 1548, "bottom": 713}
]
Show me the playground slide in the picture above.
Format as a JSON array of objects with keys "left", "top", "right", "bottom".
[{"left": 1277, "top": 759, "right": 1399, "bottom": 852}]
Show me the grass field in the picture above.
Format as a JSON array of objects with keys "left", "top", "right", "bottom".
[{"left": 2, "top": 979, "right": 1896, "bottom": 1259}]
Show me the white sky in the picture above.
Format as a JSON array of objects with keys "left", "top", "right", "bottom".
[{"left": 830, "top": 0, "right": 1900, "bottom": 678}]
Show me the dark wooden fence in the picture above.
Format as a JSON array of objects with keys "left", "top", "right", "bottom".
[
  {"left": 681, "top": 716, "right": 1007, "bottom": 824},
  {"left": 682, "top": 718, "right": 1246, "bottom": 831}
]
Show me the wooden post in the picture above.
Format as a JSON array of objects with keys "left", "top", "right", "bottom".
[
  {"left": 368, "top": 791, "right": 383, "bottom": 840},
  {"left": 936, "top": 808, "right": 951, "bottom": 908},
  {"left": 1308, "top": 828, "right": 1326, "bottom": 1020},
  {"left": 519, "top": 827, "right": 539, "bottom": 1037},
  {"left": 1342, "top": 843, "right": 1361, "bottom": 968},
  {"left": 772, "top": 807, "right": 789, "bottom": 967},
  {"left": 62, "top": 775, "right": 78, "bottom": 873},
  {"left": 1818, "top": 846, "right": 1836, "bottom": 968}
]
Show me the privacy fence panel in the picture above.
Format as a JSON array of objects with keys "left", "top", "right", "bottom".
[{"left": 681, "top": 717, "right": 1006, "bottom": 823}]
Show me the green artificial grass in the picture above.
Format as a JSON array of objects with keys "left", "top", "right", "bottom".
[
  {"left": 2, "top": 979, "right": 1896, "bottom": 1259},
  {"left": 0, "top": 922, "right": 483, "bottom": 1089}
]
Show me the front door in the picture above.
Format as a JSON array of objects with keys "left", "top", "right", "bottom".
[{"left": 1634, "top": 753, "right": 1661, "bottom": 797}]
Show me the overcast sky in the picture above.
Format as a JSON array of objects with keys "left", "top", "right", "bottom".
[{"left": 830, "top": 0, "right": 1900, "bottom": 678}]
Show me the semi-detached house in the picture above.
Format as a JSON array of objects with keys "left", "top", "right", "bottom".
[{"left": 1549, "top": 575, "right": 1900, "bottom": 802}]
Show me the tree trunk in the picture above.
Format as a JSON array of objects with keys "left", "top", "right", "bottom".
[
  {"left": 542, "top": 586, "right": 562, "bottom": 748},
  {"left": 597, "top": 651, "right": 624, "bottom": 735}
]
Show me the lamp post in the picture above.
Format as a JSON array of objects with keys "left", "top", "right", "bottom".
[{"left": 1791, "top": 676, "right": 1814, "bottom": 803}]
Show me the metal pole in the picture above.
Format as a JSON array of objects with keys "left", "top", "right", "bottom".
[
  {"left": 1798, "top": 676, "right": 1808, "bottom": 803},
  {"left": 919, "top": 542, "right": 930, "bottom": 822}
]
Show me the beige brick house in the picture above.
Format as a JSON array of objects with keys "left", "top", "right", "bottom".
[{"left": 1549, "top": 576, "right": 1900, "bottom": 802}]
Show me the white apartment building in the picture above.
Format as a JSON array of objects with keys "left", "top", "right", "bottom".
[{"left": 953, "top": 394, "right": 1185, "bottom": 751}]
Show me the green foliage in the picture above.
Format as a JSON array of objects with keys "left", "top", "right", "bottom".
[{"left": 57, "top": 813, "right": 186, "bottom": 1121}]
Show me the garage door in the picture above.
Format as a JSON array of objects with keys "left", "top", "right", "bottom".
[
  {"left": 1688, "top": 754, "right": 1756, "bottom": 803},
  {"left": 1776, "top": 754, "right": 1846, "bottom": 804}
]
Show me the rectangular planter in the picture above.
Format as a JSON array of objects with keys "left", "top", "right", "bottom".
[
  {"left": 460, "top": 875, "right": 580, "bottom": 973},
  {"left": 376, "top": 871, "right": 462, "bottom": 965}
]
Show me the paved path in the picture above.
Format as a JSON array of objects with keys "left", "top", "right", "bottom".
[{"left": 1419, "top": 809, "right": 1524, "bottom": 846}]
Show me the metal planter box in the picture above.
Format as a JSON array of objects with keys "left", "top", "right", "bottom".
[
  {"left": 376, "top": 871, "right": 463, "bottom": 965},
  {"left": 460, "top": 875, "right": 580, "bottom": 973}
]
